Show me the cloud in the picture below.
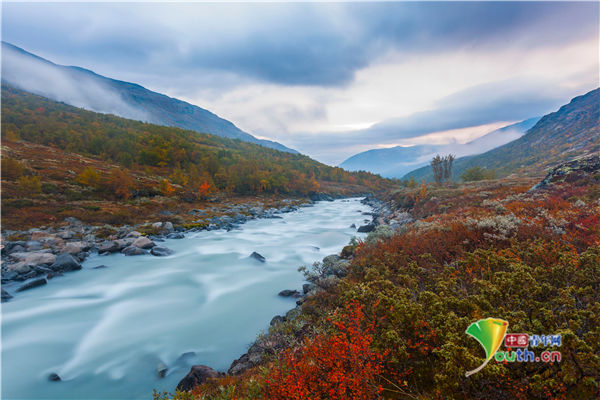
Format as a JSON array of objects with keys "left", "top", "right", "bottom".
[
  {"left": 1, "top": 2, "right": 598, "bottom": 164},
  {"left": 1, "top": 42, "right": 151, "bottom": 122},
  {"left": 2, "top": 2, "right": 598, "bottom": 88}
]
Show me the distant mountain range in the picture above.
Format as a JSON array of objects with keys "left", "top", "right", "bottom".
[
  {"left": 339, "top": 118, "right": 539, "bottom": 177},
  {"left": 1, "top": 41, "right": 296, "bottom": 153},
  {"left": 404, "top": 88, "right": 600, "bottom": 181}
]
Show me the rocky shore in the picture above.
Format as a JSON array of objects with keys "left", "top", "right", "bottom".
[
  {"left": 175, "top": 193, "right": 414, "bottom": 392},
  {"left": 1, "top": 193, "right": 349, "bottom": 301}
]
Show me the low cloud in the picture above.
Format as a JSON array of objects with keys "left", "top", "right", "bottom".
[{"left": 1, "top": 42, "right": 151, "bottom": 122}]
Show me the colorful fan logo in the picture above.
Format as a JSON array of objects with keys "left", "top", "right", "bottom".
[{"left": 465, "top": 317, "right": 509, "bottom": 377}]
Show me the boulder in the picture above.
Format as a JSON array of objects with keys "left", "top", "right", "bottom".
[
  {"left": 150, "top": 246, "right": 174, "bottom": 256},
  {"left": 302, "top": 283, "right": 315, "bottom": 294},
  {"left": 8, "top": 244, "right": 26, "bottom": 254},
  {"left": 1, "top": 270, "right": 18, "bottom": 282},
  {"left": 10, "top": 252, "right": 56, "bottom": 266},
  {"left": 357, "top": 223, "right": 376, "bottom": 233},
  {"left": 132, "top": 237, "right": 155, "bottom": 249},
  {"left": 93, "top": 265, "right": 108, "bottom": 269},
  {"left": 50, "top": 254, "right": 82, "bottom": 272},
  {"left": 61, "top": 241, "right": 89, "bottom": 255},
  {"left": 16, "top": 278, "right": 47, "bottom": 292},
  {"left": 151, "top": 222, "right": 163, "bottom": 229},
  {"left": 350, "top": 223, "right": 356, "bottom": 229},
  {"left": 278, "top": 289, "right": 301, "bottom": 298},
  {"left": 157, "top": 363, "right": 168, "bottom": 379},
  {"left": 31, "top": 231, "right": 53, "bottom": 241},
  {"left": 8, "top": 262, "right": 32, "bottom": 275},
  {"left": 270, "top": 315, "right": 285, "bottom": 326},
  {"left": 176, "top": 365, "right": 223, "bottom": 392},
  {"left": 57, "top": 230, "right": 74, "bottom": 240},
  {"left": 249, "top": 252, "right": 266, "bottom": 263},
  {"left": 1, "top": 289, "right": 12, "bottom": 302},
  {"left": 25, "top": 241, "right": 44, "bottom": 251},
  {"left": 122, "top": 246, "right": 147, "bottom": 256},
  {"left": 163, "top": 222, "right": 174, "bottom": 233},
  {"left": 125, "top": 231, "right": 142, "bottom": 238},
  {"left": 97, "top": 241, "right": 121, "bottom": 254},
  {"left": 167, "top": 232, "right": 185, "bottom": 239},
  {"left": 48, "top": 373, "right": 61, "bottom": 382}
]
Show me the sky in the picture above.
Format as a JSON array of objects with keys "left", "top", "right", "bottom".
[{"left": 2, "top": 1, "right": 599, "bottom": 164}]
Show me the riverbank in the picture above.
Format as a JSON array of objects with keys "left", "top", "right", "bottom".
[
  {"left": 2, "top": 196, "right": 377, "bottom": 400},
  {"left": 1, "top": 192, "right": 359, "bottom": 301},
  {"left": 173, "top": 194, "right": 414, "bottom": 391}
]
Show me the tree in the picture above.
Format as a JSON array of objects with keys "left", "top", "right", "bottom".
[
  {"left": 76, "top": 167, "right": 102, "bottom": 189},
  {"left": 431, "top": 154, "right": 455, "bottom": 184},
  {"left": 1, "top": 157, "right": 24, "bottom": 180},
  {"left": 107, "top": 168, "right": 134, "bottom": 199}
]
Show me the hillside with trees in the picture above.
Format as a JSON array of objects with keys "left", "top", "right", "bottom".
[
  {"left": 403, "top": 88, "right": 599, "bottom": 182},
  {"left": 1, "top": 85, "right": 391, "bottom": 229}
]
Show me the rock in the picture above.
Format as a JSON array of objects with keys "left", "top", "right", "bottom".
[
  {"left": 57, "top": 230, "right": 74, "bottom": 240},
  {"left": 31, "top": 231, "right": 53, "bottom": 241},
  {"left": 10, "top": 252, "right": 56, "bottom": 266},
  {"left": 97, "top": 241, "right": 121, "bottom": 254},
  {"left": 157, "top": 362, "right": 168, "bottom": 378},
  {"left": 126, "top": 231, "right": 142, "bottom": 238},
  {"left": 46, "top": 271, "right": 63, "bottom": 280},
  {"left": 122, "top": 246, "right": 147, "bottom": 256},
  {"left": 25, "top": 241, "right": 44, "bottom": 251},
  {"left": 93, "top": 265, "right": 108, "bottom": 269},
  {"left": 8, "top": 262, "right": 32, "bottom": 274},
  {"left": 302, "top": 283, "right": 315, "bottom": 294},
  {"left": 174, "top": 352, "right": 197, "bottom": 368},
  {"left": 167, "top": 232, "right": 185, "bottom": 239},
  {"left": 150, "top": 246, "right": 174, "bottom": 256},
  {"left": 48, "top": 373, "right": 61, "bottom": 382},
  {"left": 151, "top": 222, "right": 163, "bottom": 229},
  {"left": 16, "top": 278, "right": 47, "bottom": 292},
  {"left": 340, "top": 245, "right": 355, "bottom": 259},
  {"left": 270, "top": 315, "right": 285, "bottom": 326},
  {"left": 61, "top": 241, "right": 88, "bottom": 254},
  {"left": 350, "top": 223, "right": 356, "bottom": 229},
  {"left": 1, "top": 289, "right": 12, "bottom": 302},
  {"left": 357, "top": 223, "right": 376, "bottom": 233},
  {"left": 176, "top": 365, "right": 223, "bottom": 392},
  {"left": 278, "top": 289, "right": 301, "bottom": 298},
  {"left": 1, "top": 270, "right": 18, "bottom": 282},
  {"left": 163, "top": 222, "right": 174, "bottom": 232},
  {"left": 8, "top": 244, "right": 25, "bottom": 254},
  {"left": 249, "top": 252, "right": 266, "bottom": 263},
  {"left": 132, "top": 237, "right": 155, "bottom": 249},
  {"left": 114, "top": 238, "right": 135, "bottom": 249},
  {"left": 322, "top": 255, "right": 349, "bottom": 278},
  {"left": 50, "top": 254, "right": 82, "bottom": 272}
]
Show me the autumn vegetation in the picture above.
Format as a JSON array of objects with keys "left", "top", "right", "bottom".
[
  {"left": 1, "top": 85, "right": 392, "bottom": 230},
  {"left": 163, "top": 167, "right": 599, "bottom": 399}
]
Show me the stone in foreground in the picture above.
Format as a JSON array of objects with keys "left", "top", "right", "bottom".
[{"left": 176, "top": 365, "right": 224, "bottom": 392}]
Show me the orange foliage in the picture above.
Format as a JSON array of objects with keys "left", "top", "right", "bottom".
[{"left": 264, "top": 301, "right": 385, "bottom": 400}]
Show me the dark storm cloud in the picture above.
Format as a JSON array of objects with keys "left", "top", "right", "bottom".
[{"left": 2, "top": 2, "right": 598, "bottom": 87}]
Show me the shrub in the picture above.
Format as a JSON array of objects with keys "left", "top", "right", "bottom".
[
  {"left": 1, "top": 157, "right": 24, "bottom": 180},
  {"left": 462, "top": 166, "right": 496, "bottom": 182},
  {"left": 17, "top": 175, "right": 42, "bottom": 194}
]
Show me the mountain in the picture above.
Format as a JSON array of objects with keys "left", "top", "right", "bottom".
[
  {"left": 404, "top": 88, "right": 600, "bottom": 181},
  {"left": 1, "top": 41, "right": 296, "bottom": 153},
  {"left": 339, "top": 118, "right": 539, "bottom": 178}
]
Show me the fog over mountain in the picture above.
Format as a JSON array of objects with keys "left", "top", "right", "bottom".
[
  {"left": 1, "top": 42, "right": 296, "bottom": 153},
  {"left": 339, "top": 118, "right": 540, "bottom": 178}
]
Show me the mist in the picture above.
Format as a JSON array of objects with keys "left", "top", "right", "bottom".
[{"left": 1, "top": 42, "right": 151, "bottom": 122}]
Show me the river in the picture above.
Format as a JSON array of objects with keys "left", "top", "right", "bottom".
[{"left": 1, "top": 198, "right": 372, "bottom": 400}]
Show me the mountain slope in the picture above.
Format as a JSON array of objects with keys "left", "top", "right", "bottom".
[
  {"left": 339, "top": 118, "right": 539, "bottom": 177},
  {"left": 404, "top": 88, "right": 600, "bottom": 181},
  {"left": 1, "top": 41, "right": 296, "bottom": 153}
]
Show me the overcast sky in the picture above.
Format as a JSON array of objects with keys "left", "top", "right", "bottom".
[{"left": 2, "top": 1, "right": 598, "bottom": 164}]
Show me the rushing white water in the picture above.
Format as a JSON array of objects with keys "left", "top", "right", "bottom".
[{"left": 1, "top": 198, "right": 372, "bottom": 400}]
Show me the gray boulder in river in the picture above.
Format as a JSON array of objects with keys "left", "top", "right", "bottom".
[{"left": 50, "top": 254, "right": 82, "bottom": 272}]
